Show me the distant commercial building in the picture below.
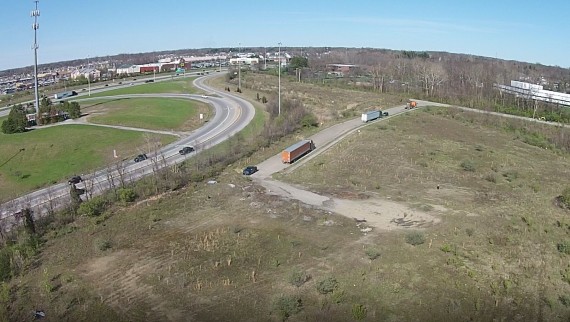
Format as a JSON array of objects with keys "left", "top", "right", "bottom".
[
  {"left": 70, "top": 68, "right": 101, "bottom": 81},
  {"left": 229, "top": 57, "right": 259, "bottom": 66}
]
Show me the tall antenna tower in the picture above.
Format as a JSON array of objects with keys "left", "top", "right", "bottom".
[{"left": 31, "top": 0, "right": 40, "bottom": 119}]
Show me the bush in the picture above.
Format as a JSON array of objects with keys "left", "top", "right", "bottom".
[
  {"left": 460, "top": 159, "right": 476, "bottom": 172},
  {"left": 273, "top": 295, "right": 302, "bottom": 321},
  {"left": 352, "top": 304, "right": 367, "bottom": 320},
  {"left": 405, "top": 231, "right": 425, "bottom": 246},
  {"left": 365, "top": 248, "right": 381, "bottom": 260},
  {"left": 557, "top": 242, "right": 570, "bottom": 255},
  {"left": 300, "top": 114, "right": 318, "bottom": 128},
  {"left": 117, "top": 188, "right": 136, "bottom": 203},
  {"left": 0, "top": 249, "right": 12, "bottom": 282},
  {"left": 288, "top": 270, "right": 311, "bottom": 287},
  {"left": 440, "top": 244, "right": 453, "bottom": 253},
  {"left": 94, "top": 238, "right": 112, "bottom": 251},
  {"left": 316, "top": 277, "right": 338, "bottom": 294},
  {"left": 78, "top": 196, "right": 107, "bottom": 217}
]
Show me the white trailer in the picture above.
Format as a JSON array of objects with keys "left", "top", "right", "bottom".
[{"left": 361, "top": 110, "right": 381, "bottom": 122}]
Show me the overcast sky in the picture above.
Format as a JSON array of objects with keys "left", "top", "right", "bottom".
[{"left": 1, "top": 0, "right": 569, "bottom": 71}]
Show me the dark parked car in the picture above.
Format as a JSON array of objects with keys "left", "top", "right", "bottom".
[
  {"left": 145, "top": 79, "right": 154, "bottom": 83},
  {"left": 68, "top": 175, "right": 82, "bottom": 185},
  {"left": 242, "top": 166, "right": 258, "bottom": 176},
  {"left": 179, "top": 146, "right": 194, "bottom": 155},
  {"left": 134, "top": 153, "right": 148, "bottom": 162}
]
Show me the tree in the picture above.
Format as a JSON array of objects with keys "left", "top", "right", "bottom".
[
  {"left": 59, "top": 101, "right": 81, "bottom": 119},
  {"left": 1, "top": 104, "right": 27, "bottom": 134},
  {"left": 289, "top": 56, "right": 308, "bottom": 70}
]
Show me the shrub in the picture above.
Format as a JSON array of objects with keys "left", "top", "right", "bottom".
[
  {"left": 300, "top": 114, "right": 318, "bottom": 128},
  {"left": 0, "top": 249, "right": 12, "bottom": 282},
  {"left": 405, "top": 231, "right": 425, "bottom": 246},
  {"left": 316, "top": 277, "right": 338, "bottom": 294},
  {"left": 273, "top": 295, "right": 302, "bottom": 321},
  {"left": 352, "top": 304, "right": 367, "bottom": 320},
  {"left": 78, "top": 196, "right": 106, "bottom": 217},
  {"left": 440, "top": 244, "right": 453, "bottom": 253},
  {"left": 365, "top": 248, "right": 381, "bottom": 260},
  {"left": 557, "top": 242, "right": 570, "bottom": 255},
  {"left": 94, "top": 238, "right": 112, "bottom": 251},
  {"left": 289, "top": 270, "right": 311, "bottom": 287},
  {"left": 117, "top": 188, "right": 136, "bottom": 203},
  {"left": 460, "top": 159, "right": 476, "bottom": 172}
]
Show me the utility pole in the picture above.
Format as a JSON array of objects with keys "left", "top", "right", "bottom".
[
  {"left": 264, "top": 47, "right": 267, "bottom": 70},
  {"left": 278, "top": 42, "right": 282, "bottom": 116},
  {"left": 31, "top": 0, "right": 40, "bottom": 119}
]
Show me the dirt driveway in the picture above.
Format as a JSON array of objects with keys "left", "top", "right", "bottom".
[{"left": 252, "top": 102, "right": 443, "bottom": 231}]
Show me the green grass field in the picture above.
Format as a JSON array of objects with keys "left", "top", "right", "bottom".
[
  {"left": 87, "top": 77, "right": 198, "bottom": 98},
  {"left": 86, "top": 98, "right": 210, "bottom": 131},
  {"left": 0, "top": 125, "right": 175, "bottom": 202}
]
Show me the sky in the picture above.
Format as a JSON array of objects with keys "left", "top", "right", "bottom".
[{"left": 1, "top": 0, "right": 569, "bottom": 71}]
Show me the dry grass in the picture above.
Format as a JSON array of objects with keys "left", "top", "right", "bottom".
[
  {"left": 280, "top": 106, "right": 570, "bottom": 320},
  {"left": 234, "top": 71, "right": 405, "bottom": 124},
  {"left": 4, "top": 86, "right": 570, "bottom": 321}
]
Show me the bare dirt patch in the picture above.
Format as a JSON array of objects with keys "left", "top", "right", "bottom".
[{"left": 258, "top": 178, "right": 441, "bottom": 231}]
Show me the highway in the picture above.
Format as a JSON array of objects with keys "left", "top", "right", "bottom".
[
  {"left": 0, "top": 74, "right": 254, "bottom": 228},
  {"left": 0, "top": 70, "right": 224, "bottom": 117}
]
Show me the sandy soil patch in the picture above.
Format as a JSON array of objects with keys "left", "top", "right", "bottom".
[{"left": 257, "top": 178, "right": 441, "bottom": 230}]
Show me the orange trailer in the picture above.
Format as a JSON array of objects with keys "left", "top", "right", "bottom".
[{"left": 281, "top": 140, "right": 315, "bottom": 163}]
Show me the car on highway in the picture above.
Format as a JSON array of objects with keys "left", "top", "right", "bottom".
[
  {"left": 242, "top": 166, "right": 258, "bottom": 176},
  {"left": 178, "top": 146, "right": 194, "bottom": 155},
  {"left": 68, "top": 175, "right": 83, "bottom": 185},
  {"left": 145, "top": 79, "right": 154, "bottom": 83},
  {"left": 134, "top": 153, "right": 148, "bottom": 162}
]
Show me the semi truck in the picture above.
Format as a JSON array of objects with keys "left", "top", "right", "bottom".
[
  {"left": 361, "top": 110, "right": 381, "bottom": 122},
  {"left": 54, "top": 91, "right": 77, "bottom": 100},
  {"left": 281, "top": 139, "right": 316, "bottom": 163}
]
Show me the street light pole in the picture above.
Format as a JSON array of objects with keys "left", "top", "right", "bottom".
[
  {"left": 31, "top": 1, "right": 40, "bottom": 118},
  {"left": 278, "top": 42, "right": 282, "bottom": 116},
  {"left": 87, "top": 55, "right": 91, "bottom": 96},
  {"left": 238, "top": 43, "right": 241, "bottom": 91}
]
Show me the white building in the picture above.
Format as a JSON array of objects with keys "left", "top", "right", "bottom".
[
  {"left": 229, "top": 57, "right": 259, "bottom": 66},
  {"left": 70, "top": 68, "right": 101, "bottom": 80},
  {"left": 115, "top": 65, "right": 141, "bottom": 75}
]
